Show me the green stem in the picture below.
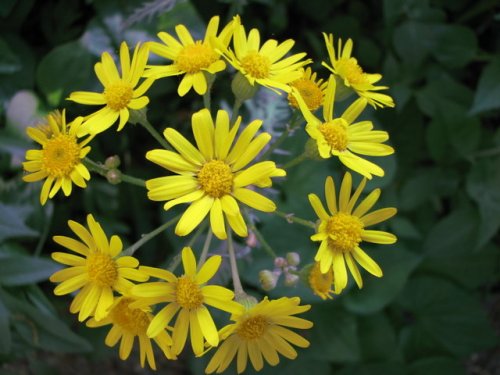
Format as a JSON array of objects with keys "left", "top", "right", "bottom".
[
  {"left": 230, "top": 98, "right": 243, "bottom": 125},
  {"left": 247, "top": 222, "right": 277, "bottom": 258},
  {"left": 167, "top": 221, "right": 208, "bottom": 272},
  {"left": 198, "top": 228, "right": 213, "bottom": 269},
  {"left": 274, "top": 210, "right": 316, "bottom": 229},
  {"left": 121, "top": 214, "right": 182, "bottom": 257},
  {"left": 227, "top": 228, "right": 244, "bottom": 295},
  {"left": 83, "top": 158, "right": 146, "bottom": 188},
  {"left": 283, "top": 153, "right": 307, "bottom": 169},
  {"left": 138, "top": 117, "right": 172, "bottom": 150},
  {"left": 260, "top": 111, "right": 302, "bottom": 161},
  {"left": 203, "top": 91, "right": 211, "bottom": 113},
  {"left": 470, "top": 146, "right": 500, "bottom": 159},
  {"left": 34, "top": 204, "right": 53, "bottom": 257}
]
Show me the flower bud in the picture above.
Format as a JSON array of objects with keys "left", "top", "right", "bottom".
[
  {"left": 104, "top": 155, "right": 121, "bottom": 169},
  {"left": 259, "top": 270, "right": 278, "bottom": 291},
  {"left": 274, "top": 257, "right": 287, "bottom": 268},
  {"left": 106, "top": 169, "right": 122, "bottom": 185},
  {"left": 284, "top": 273, "right": 299, "bottom": 287},
  {"left": 286, "top": 252, "right": 300, "bottom": 267}
]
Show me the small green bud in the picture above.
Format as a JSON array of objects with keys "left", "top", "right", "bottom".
[
  {"left": 106, "top": 169, "right": 122, "bottom": 185},
  {"left": 286, "top": 252, "right": 301, "bottom": 267},
  {"left": 259, "top": 270, "right": 278, "bottom": 291},
  {"left": 284, "top": 273, "right": 299, "bottom": 287},
  {"left": 274, "top": 257, "right": 287, "bottom": 268},
  {"left": 104, "top": 155, "right": 121, "bottom": 169}
]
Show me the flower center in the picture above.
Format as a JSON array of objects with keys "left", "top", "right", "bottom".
[
  {"left": 289, "top": 79, "right": 324, "bottom": 111},
  {"left": 237, "top": 315, "right": 269, "bottom": 340},
  {"left": 241, "top": 52, "right": 271, "bottom": 79},
  {"left": 87, "top": 252, "right": 118, "bottom": 287},
  {"left": 318, "top": 119, "right": 349, "bottom": 151},
  {"left": 308, "top": 262, "right": 334, "bottom": 299},
  {"left": 42, "top": 134, "right": 81, "bottom": 178},
  {"left": 104, "top": 82, "right": 133, "bottom": 111},
  {"left": 175, "top": 275, "right": 204, "bottom": 309},
  {"left": 336, "top": 58, "right": 367, "bottom": 85},
  {"left": 110, "top": 298, "right": 150, "bottom": 335},
  {"left": 197, "top": 160, "right": 233, "bottom": 198},
  {"left": 176, "top": 41, "right": 219, "bottom": 74},
  {"left": 325, "top": 212, "right": 364, "bottom": 252}
]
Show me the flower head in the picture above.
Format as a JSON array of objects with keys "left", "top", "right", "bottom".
[
  {"left": 146, "top": 108, "right": 286, "bottom": 240},
  {"left": 145, "top": 15, "right": 237, "bottom": 96},
  {"left": 220, "top": 23, "right": 311, "bottom": 93},
  {"left": 132, "top": 247, "right": 243, "bottom": 356},
  {"left": 69, "top": 42, "right": 154, "bottom": 135},
  {"left": 293, "top": 75, "right": 394, "bottom": 179},
  {"left": 288, "top": 67, "right": 327, "bottom": 111},
  {"left": 307, "top": 261, "right": 340, "bottom": 300},
  {"left": 322, "top": 33, "right": 394, "bottom": 108},
  {"left": 50, "top": 214, "right": 149, "bottom": 321},
  {"left": 309, "top": 173, "right": 397, "bottom": 291},
  {"left": 87, "top": 295, "right": 175, "bottom": 369},
  {"left": 23, "top": 110, "right": 92, "bottom": 205},
  {"left": 205, "top": 296, "right": 313, "bottom": 374}
]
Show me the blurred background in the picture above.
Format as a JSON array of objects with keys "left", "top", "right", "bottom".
[{"left": 0, "top": 0, "right": 499, "bottom": 374}]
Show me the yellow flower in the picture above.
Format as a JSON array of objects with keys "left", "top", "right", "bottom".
[
  {"left": 86, "top": 295, "right": 175, "bottom": 370},
  {"left": 322, "top": 33, "right": 394, "bottom": 108},
  {"left": 220, "top": 22, "right": 311, "bottom": 92},
  {"left": 205, "top": 296, "right": 313, "bottom": 374},
  {"left": 293, "top": 75, "right": 394, "bottom": 179},
  {"left": 309, "top": 173, "right": 397, "bottom": 291},
  {"left": 132, "top": 247, "right": 243, "bottom": 356},
  {"left": 50, "top": 214, "right": 149, "bottom": 321},
  {"left": 145, "top": 15, "right": 237, "bottom": 96},
  {"left": 307, "top": 261, "right": 341, "bottom": 300},
  {"left": 23, "top": 110, "right": 92, "bottom": 205},
  {"left": 69, "top": 42, "right": 154, "bottom": 135},
  {"left": 146, "top": 108, "right": 286, "bottom": 240},
  {"left": 288, "top": 67, "right": 327, "bottom": 111}
]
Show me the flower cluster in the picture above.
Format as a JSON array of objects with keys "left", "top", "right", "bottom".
[{"left": 23, "top": 13, "right": 397, "bottom": 373}]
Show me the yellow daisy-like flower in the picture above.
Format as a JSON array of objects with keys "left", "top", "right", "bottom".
[
  {"left": 293, "top": 75, "right": 394, "bottom": 179},
  {"left": 50, "top": 214, "right": 149, "bottom": 321},
  {"left": 220, "top": 22, "right": 311, "bottom": 92},
  {"left": 145, "top": 15, "right": 237, "bottom": 96},
  {"left": 307, "top": 261, "right": 341, "bottom": 300},
  {"left": 287, "top": 67, "right": 327, "bottom": 111},
  {"left": 146, "top": 108, "right": 286, "bottom": 240},
  {"left": 22, "top": 111, "right": 92, "bottom": 205},
  {"left": 322, "top": 33, "right": 394, "bottom": 108},
  {"left": 205, "top": 296, "right": 313, "bottom": 374},
  {"left": 132, "top": 247, "right": 243, "bottom": 356},
  {"left": 309, "top": 173, "right": 397, "bottom": 291},
  {"left": 69, "top": 41, "right": 154, "bottom": 135},
  {"left": 86, "top": 295, "right": 175, "bottom": 370}
]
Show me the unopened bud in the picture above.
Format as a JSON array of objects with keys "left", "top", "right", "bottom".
[
  {"left": 284, "top": 273, "right": 299, "bottom": 287},
  {"left": 231, "top": 72, "right": 259, "bottom": 101},
  {"left": 286, "top": 252, "right": 300, "bottom": 267},
  {"left": 259, "top": 270, "right": 278, "bottom": 291},
  {"left": 106, "top": 169, "right": 122, "bottom": 184},
  {"left": 246, "top": 231, "right": 258, "bottom": 248},
  {"left": 274, "top": 257, "right": 287, "bottom": 268},
  {"left": 104, "top": 155, "right": 121, "bottom": 169}
]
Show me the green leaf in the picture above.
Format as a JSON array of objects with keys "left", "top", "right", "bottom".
[
  {"left": 390, "top": 217, "right": 421, "bottom": 240},
  {"left": 431, "top": 25, "right": 477, "bottom": 68},
  {"left": 343, "top": 245, "right": 421, "bottom": 314},
  {"left": 308, "top": 304, "right": 360, "bottom": 362},
  {"left": 0, "top": 37, "right": 21, "bottom": 74},
  {"left": 358, "top": 313, "right": 401, "bottom": 361},
  {"left": 0, "top": 297, "right": 11, "bottom": 354},
  {"left": 392, "top": 21, "right": 435, "bottom": 68},
  {"left": 0, "top": 254, "right": 60, "bottom": 286},
  {"left": 409, "top": 357, "right": 466, "bottom": 375},
  {"left": 471, "top": 58, "right": 500, "bottom": 114},
  {"left": 0, "top": 203, "right": 38, "bottom": 242},
  {"left": 466, "top": 157, "right": 500, "bottom": 248},
  {"left": 397, "top": 276, "right": 497, "bottom": 356},
  {"left": 337, "top": 363, "right": 408, "bottom": 375},
  {"left": 36, "top": 41, "right": 93, "bottom": 106}
]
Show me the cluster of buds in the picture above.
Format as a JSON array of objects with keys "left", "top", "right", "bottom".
[
  {"left": 259, "top": 252, "right": 301, "bottom": 291},
  {"left": 104, "top": 155, "right": 122, "bottom": 184}
]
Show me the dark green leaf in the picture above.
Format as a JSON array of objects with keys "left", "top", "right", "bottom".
[
  {"left": 431, "top": 25, "right": 477, "bottom": 68},
  {"left": 359, "top": 313, "right": 401, "bottom": 361},
  {"left": 0, "top": 37, "right": 21, "bottom": 74},
  {"left": 409, "top": 357, "right": 466, "bottom": 375},
  {"left": 0, "top": 254, "right": 60, "bottom": 286},
  {"left": 343, "top": 246, "right": 421, "bottom": 314},
  {"left": 390, "top": 217, "right": 422, "bottom": 240},
  {"left": 0, "top": 203, "right": 38, "bottom": 242},
  {"left": 0, "top": 297, "right": 11, "bottom": 354},
  {"left": 337, "top": 363, "right": 408, "bottom": 375},
  {"left": 471, "top": 58, "right": 500, "bottom": 114}
]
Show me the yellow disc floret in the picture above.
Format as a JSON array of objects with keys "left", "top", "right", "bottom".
[
  {"left": 87, "top": 252, "right": 118, "bottom": 287},
  {"left": 237, "top": 315, "right": 269, "bottom": 340},
  {"left": 176, "top": 42, "right": 219, "bottom": 74},
  {"left": 175, "top": 275, "right": 204, "bottom": 309},
  {"left": 308, "top": 262, "right": 335, "bottom": 300},
  {"left": 110, "top": 298, "right": 150, "bottom": 335},
  {"left": 318, "top": 119, "right": 349, "bottom": 152},
  {"left": 325, "top": 212, "right": 364, "bottom": 252},
  {"left": 42, "top": 134, "right": 81, "bottom": 178},
  {"left": 336, "top": 58, "right": 368, "bottom": 86},
  {"left": 197, "top": 160, "right": 233, "bottom": 198},
  {"left": 241, "top": 52, "right": 271, "bottom": 79},
  {"left": 104, "top": 82, "right": 134, "bottom": 111}
]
